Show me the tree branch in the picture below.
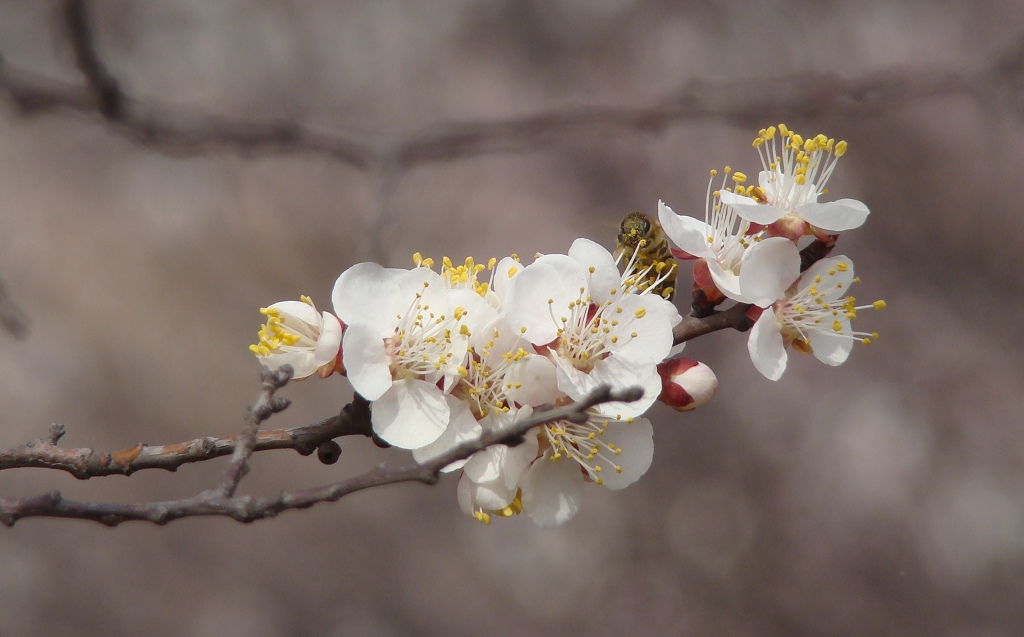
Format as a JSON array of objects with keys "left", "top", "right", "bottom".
[
  {"left": 0, "top": 389, "right": 375, "bottom": 480},
  {"left": 0, "top": 384, "right": 641, "bottom": 527},
  {"left": 0, "top": 2, "right": 1017, "bottom": 171}
]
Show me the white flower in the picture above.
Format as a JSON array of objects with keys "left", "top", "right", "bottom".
[
  {"left": 249, "top": 297, "right": 343, "bottom": 379},
  {"left": 504, "top": 239, "right": 680, "bottom": 418},
  {"left": 332, "top": 263, "right": 471, "bottom": 449},
  {"left": 520, "top": 412, "right": 654, "bottom": 527},
  {"left": 656, "top": 357, "right": 718, "bottom": 412},
  {"left": 717, "top": 124, "right": 869, "bottom": 241},
  {"left": 748, "top": 255, "right": 885, "bottom": 380},
  {"left": 457, "top": 406, "right": 540, "bottom": 524},
  {"left": 659, "top": 169, "right": 800, "bottom": 307}
]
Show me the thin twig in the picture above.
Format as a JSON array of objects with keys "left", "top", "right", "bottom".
[
  {"left": 0, "top": 384, "right": 641, "bottom": 527},
  {"left": 0, "top": 277, "right": 30, "bottom": 340},
  {"left": 213, "top": 365, "right": 292, "bottom": 497}
]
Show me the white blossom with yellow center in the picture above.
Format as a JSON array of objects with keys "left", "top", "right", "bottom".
[
  {"left": 718, "top": 124, "right": 870, "bottom": 241},
  {"left": 249, "top": 296, "right": 342, "bottom": 379},
  {"left": 332, "top": 263, "right": 472, "bottom": 449},
  {"left": 659, "top": 169, "right": 800, "bottom": 307},
  {"left": 504, "top": 239, "right": 680, "bottom": 419},
  {"left": 748, "top": 255, "right": 885, "bottom": 380}
]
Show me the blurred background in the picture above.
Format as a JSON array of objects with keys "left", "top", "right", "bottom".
[{"left": 1, "top": 1, "right": 1023, "bottom": 635}]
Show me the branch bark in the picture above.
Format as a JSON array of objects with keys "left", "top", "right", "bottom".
[{"left": 0, "top": 385, "right": 641, "bottom": 527}]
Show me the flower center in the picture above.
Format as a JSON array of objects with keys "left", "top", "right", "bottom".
[{"left": 541, "top": 413, "right": 625, "bottom": 485}]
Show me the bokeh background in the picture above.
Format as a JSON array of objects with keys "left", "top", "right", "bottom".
[{"left": 1, "top": 1, "right": 1023, "bottom": 635}]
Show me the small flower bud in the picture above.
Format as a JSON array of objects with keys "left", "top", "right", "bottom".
[{"left": 657, "top": 358, "right": 718, "bottom": 412}]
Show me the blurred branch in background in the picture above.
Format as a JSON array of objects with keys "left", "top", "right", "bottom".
[
  {"left": 0, "top": 276, "right": 29, "bottom": 339},
  {"left": 0, "top": 2, "right": 1020, "bottom": 174}
]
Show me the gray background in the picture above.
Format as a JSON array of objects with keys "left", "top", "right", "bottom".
[{"left": 1, "top": 1, "right": 1022, "bottom": 635}]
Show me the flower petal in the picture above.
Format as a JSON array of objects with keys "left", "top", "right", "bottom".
[
  {"left": 568, "top": 238, "right": 620, "bottom": 304},
  {"left": 412, "top": 396, "right": 482, "bottom": 472},
  {"left": 718, "top": 190, "right": 787, "bottom": 225},
  {"left": 738, "top": 237, "right": 800, "bottom": 307},
  {"left": 331, "top": 262, "right": 403, "bottom": 332},
  {"left": 505, "top": 261, "right": 586, "bottom": 346},
  {"left": 797, "top": 199, "right": 869, "bottom": 232},
  {"left": 748, "top": 308, "right": 787, "bottom": 381},
  {"left": 371, "top": 377, "right": 450, "bottom": 449},
  {"left": 605, "top": 294, "right": 674, "bottom": 366},
  {"left": 658, "top": 200, "right": 715, "bottom": 259},
  {"left": 505, "top": 354, "right": 562, "bottom": 407},
  {"left": 597, "top": 418, "right": 654, "bottom": 490},
  {"left": 801, "top": 255, "right": 856, "bottom": 300},
  {"left": 341, "top": 323, "right": 392, "bottom": 400},
  {"left": 808, "top": 321, "right": 854, "bottom": 366},
  {"left": 313, "top": 312, "right": 344, "bottom": 367},
  {"left": 521, "top": 451, "right": 585, "bottom": 527}
]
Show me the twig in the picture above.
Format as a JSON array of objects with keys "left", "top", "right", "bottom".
[
  {"left": 213, "top": 365, "right": 292, "bottom": 497},
  {"left": 0, "top": 387, "right": 375, "bottom": 481},
  {"left": 0, "top": 385, "right": 641, "bottom": 527},
  {"left": 0, "top": 277, "right": 30, "bottom": 340}
]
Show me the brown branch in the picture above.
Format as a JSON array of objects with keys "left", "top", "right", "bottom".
[
  {"left": 0, "top": 6, "right": 1018, "bottom": 170},
  {"left": 0, "top": 392, "right": 374, "bottom": 481},
  {"left": 0, "top": 385, "right": 641, "bottom": 527},
  {"left": 0, "top": 276, "right": 29, "bottom": 340},
  {"left": 213, "top": 366, "right": 292, "bottom": 497}
]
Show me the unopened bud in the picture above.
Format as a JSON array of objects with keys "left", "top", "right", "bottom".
[{"left": 657, "top": 358, "right": 718, "bottom": 412}]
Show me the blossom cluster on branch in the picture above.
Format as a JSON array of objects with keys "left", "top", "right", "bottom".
[{"left": 252, "top": 124, "right": 885, "bottom": 527}]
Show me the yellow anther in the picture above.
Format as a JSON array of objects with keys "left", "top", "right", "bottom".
[
  {"left": 873, "top": 300, "right": 887, "bottom": 310},
  {"left": 412, "top": 252, "right": 423, "bottom": 266},
  {"left": 634, "top": 307, "right": 646, "bottom": 319},
  {"left": 835, "top": 140, "right": 848, "bottom": 157},
  {"left": 732, "top": 171, "right": 748, "bottom": 184},
  {"left": 836, "top": 262, "right": 849, "bottom": 272}
]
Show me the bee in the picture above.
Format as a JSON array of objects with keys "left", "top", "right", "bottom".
[{"left": 614, "top": 211, "right": 678, "bottom": 301}]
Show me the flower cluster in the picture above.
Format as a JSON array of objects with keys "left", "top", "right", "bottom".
[
  {"left": 659, "top": 124, "right": 885, "bottom": 380},
  {"left": 252, "top": 242, "right": 717, "bottom": 527},
  {"left": 250, "top": 124, "right": 883, "bottom": 526}
]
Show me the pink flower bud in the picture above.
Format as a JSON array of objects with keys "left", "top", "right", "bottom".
[{"left": 657, "top": 358, "right": 718, "bottom": 412}]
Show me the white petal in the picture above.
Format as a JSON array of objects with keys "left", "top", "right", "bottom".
[
  {"left": 341, "top": 323, "right": 393, "bottom": 400},
  {"left": 458, "top": 472, "right": 517, "bottom": 513},
  {"left": 568, "top": 238, "right": 620, "bottom": 304},
  {"left": 748, "top": 309, "right": 787, "bottom": 381},
  {"left": 555, "top": 357, "right": 658, "bottom": 419},
  {"left": 412, "top": 397, "right": 482, "bottom": 472},
  {"left": 808, "top": 322, "right": 854, "bottom": 366},
  {"left": 261, "top": 349, "right": 317, "bottom": 379},
  {"left": 313, "top": 312, "right": 344, "bottom": 367},
  {"left": 505, "top": 355, "right": 563, "bottom": 406},
  {"left": 331, "top": 262, "right": 403, "bottom": 332},
  {"left": 797, "top": 199, "right": 869, "bottom": 232},
  {"left": 597, "top": 418, "right": 654, "bottom": 490},
  {"left": 505, "top": 261, "right": 586, "bottom": 346},
  {"left": 371, "top": 378, "right": 450, "bottom": 449},
  {"left": 658, "top": 201, "right": 715, "bottom": 258},
  {"left": 397, "top": 267, "right": 451, "bottom": 315},
  {"left": 490, "top": 256, "right": 523, "bottom": 302},
  {"left": 706, "top": 260, "right": 747, "bottom": 303},
  {"left": 269, "top": 300, "right": 320, "bottom": 326},
  {"left": 521, "top": 451, "right": 585, "bottom": 528},
  {"left": 800, "top": 255, "right": 856, "bottom": 300},
  {"left": 448, "top": 288, "right": 499, "bottom": 337},
  {"left": 738, "top": 237, "right": 800, "bottom": 307},
  {"left": 605, "top": 295, "right": 674, "bottom": 366},
  {"left": 718, "top": 190, "right": 786, "bottom": 225}
]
